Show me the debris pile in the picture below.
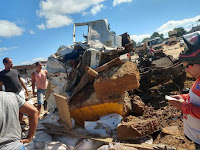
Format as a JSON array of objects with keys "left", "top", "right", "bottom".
[{"left": 25, "top": 19, "right": 193, "bottom": 149}]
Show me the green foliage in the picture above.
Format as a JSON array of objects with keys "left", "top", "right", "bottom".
[
  {"left": 108, "top": 24, "right": 116, "bottom": 35},
  {"left": 174, "top": 27, "right": 187, "bottom": 37},
  {"left": 141, "top": 32, "right": 164, "bottom": 43},
  {"left": 57, "top": 45, "right": 65, "bottom": 51},
  {"left": 142, "top": 37, "right": 150, "bottom": 43},
  {"left": 131, "top": 40, "right": 136, "bottom": 48},
  {"left": 151, "top": 32, "right": 164, "bottom": 40}
]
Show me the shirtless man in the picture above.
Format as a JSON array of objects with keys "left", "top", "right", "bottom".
[{"left": 31, "top": 62, "right": 48, "bottom": 117}]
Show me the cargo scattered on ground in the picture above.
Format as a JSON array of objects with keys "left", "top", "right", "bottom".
[{"left": 20, "top": 19, "right": 195, "bottom": 150}]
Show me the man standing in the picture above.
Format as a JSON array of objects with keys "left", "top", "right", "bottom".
[
  {"left": 0, "top": 91, "right": 38, "bottom": 150},
  {"left": 0, "top": 57, "right": 28, "bottom": 95},
  {"left": 31, "top": 62, "right": 48, "bottom": 117},
  {"left": 0, "top": 57, "right": 29, "bottom": 124},
  {"left": 169, "top": 31, "right": 200, "bottom": 150}
]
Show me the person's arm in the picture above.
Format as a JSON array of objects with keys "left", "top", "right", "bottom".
[
  {"left": 19, "top": 102, "right": 38, "bottom": 143},
  {"left": 180, "top": 94, "right": 189, "bottom": 101},
  {"left": 169, "top": 96, "right": 200, "bottom": 119},
  {"left": 181, "top": 103, "right": 200, "bottom": 119},
  {"left": 31, "top": 72, "right": 36, "bottom": 97},
  {"left": 45, "top": 69, "right": 48, "bottom": 75},
  {"left": 45, "top": 69, "right": 48, "bottom": 79},
  {"left": 19, "top": 78, "right": 28, "bottom": 96},
  {"left": 0, "top": 81, "right": 3, "bottom": 91}
]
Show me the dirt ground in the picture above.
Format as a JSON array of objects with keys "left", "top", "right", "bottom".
[
  {"left": 163, "top": 42, "right": 185, "bottom": 59},
  {"left": 133, "top": 42, "right": 196, "bottom": 150}
]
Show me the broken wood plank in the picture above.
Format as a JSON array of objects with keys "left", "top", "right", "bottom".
[
  {"left": 70, "top": 58, "right": 122, "bottom": 101},
  {"left": 43, "top": 123, "right": 94, "bottom": 139},
  {"left": 85, "top": 66, "right": 98, "bottom": 77},
  {"left": 54, "top": 93, "right": 72, "bottom": 129},
  {"left": 95, "top": 57, "right": 122, "bottom": 73},
  {"left": 69, "top": 73, "right": 89, "bottom": 101},
  {"left": 42, "top": 123, "right": 174, "bottom": 150}
]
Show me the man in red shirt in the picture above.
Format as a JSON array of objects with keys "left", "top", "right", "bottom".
[{"left": 31, "top": 62, "right": 48, "bottom": 118}]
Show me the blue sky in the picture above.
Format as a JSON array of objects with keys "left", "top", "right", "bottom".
[{"left": 0, "top": 0, "right": 200, "bottom": 69}]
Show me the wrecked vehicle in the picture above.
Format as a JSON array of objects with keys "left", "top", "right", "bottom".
[{"left": 134, "top": 37, "right": 164, "bottom": 56}]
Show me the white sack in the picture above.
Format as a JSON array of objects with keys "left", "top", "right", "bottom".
[{"left": 85, "top": 113, "right": 122, "bottom": 137}]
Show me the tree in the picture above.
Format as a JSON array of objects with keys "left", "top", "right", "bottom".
[
  {"left": 197, "top": 19, "right": 200, "bottom": 26},
  {"left": 57, "top": 45, "right": 65, "bottom": 51},
  {"left": 151, "top": 32, "right": 164, "bottom": 40},
  {"left": 108, "top": 24, "right": 116, "bottom": 35},
  {"left": 142, "top": 37, "right": 150, "bottom": 43},
  {"left": 174, "top": 27, "right": 186, "bottom": 37},
  {"left": 131, "top": 40, "right": 136, "bottom": 48}
]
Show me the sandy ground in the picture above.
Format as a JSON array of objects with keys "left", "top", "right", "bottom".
[{"left": 163, "top": 42, "right": 185, "bottom": 59}]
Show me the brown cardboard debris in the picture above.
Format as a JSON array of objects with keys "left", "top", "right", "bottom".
[
  {"left": 69, "top": 86, "right": 133, "bottom": 125},
  {"left": 43, "top": 123, "right": 174, "bottom": 150},
  {"left": 131, "top": 95, "right": 145, "bottom": 115},
  {"left": 54, "top": 93, "right": 72, "bottom": 129},
  {"left": 162, "top": 126, "right": 181, "bottom": 136},
  {"left": 117, "top": 117, "right": 160, "bottom": 140},
  {"left": 94, "top": 62, "right": 140, "bottom": 100}
]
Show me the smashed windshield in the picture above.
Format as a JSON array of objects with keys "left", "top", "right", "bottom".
[{"left": 148, "top": 38, "right": 162, "bottom": 46}]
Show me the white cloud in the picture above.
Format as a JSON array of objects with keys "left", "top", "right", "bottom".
[
  {"left": 37, "top": 0, "right": 105, "bottom": 29},
  {"left": 0, "top": 46, "right": 18, "bottom": 55},
  {"left": 130, "top": 15, "right": 200, "bottom": 43},
  {"left": 29, "top": 30, "right": 35, "bottom": 34},
  {"left": 20, "top": 57, "right": 47, "bottom": 65},
  {"left": 0, "top": 46, "right": 18, "bottom": 51},
  {"left": 46, "top": 14, "right": 73, "bottom": 28},
  {"left": 82, "top": 11, "right": 89, "bottom": 16},
  {"left": 130, "top": 34, "right": 151, "bottom": 43},
  {"left": 0, "top": 20, "right": 24, "bottom": 37},
  {"left": 37, "top": 23, "right": 46, "bottom": 30},
  {"left": 113, "top": 0, "right": 132, "bottom": 6},
  {"left": 91, "top": 4, "right": 105, "bottom": 15},
  {"left": 156, "top": 15, "right": 200, "bottom": 37}
]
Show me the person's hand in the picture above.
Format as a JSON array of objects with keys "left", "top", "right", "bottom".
[
  {"left": 168, "top": 97, "right": 185, "bottom": 111},
  {"left": 171, "top": 95, "right": 182, "bottom": 100},
  {"left": 20, "top": 137, "right": 32, "bottom": 144}
]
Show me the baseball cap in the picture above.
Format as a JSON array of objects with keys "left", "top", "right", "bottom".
[{"left": 179, "top": 31, "right": 200, "bottom": 64}]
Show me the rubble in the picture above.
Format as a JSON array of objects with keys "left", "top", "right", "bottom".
[
  {"left": 131, "top": 95, "right": 145, "bottom": 115},
  {"left": 117, "top": 116, "right": 160, "bottom": 140},
  {"left": 69, "top": 90, "right": 133, "bottom": 125},
  {"left": 162, "top": 126, "right": 181, "bottom": 136},
  {"left": 97, "top": 143, "right": 138, "bottom": 150},
  {"left": 94, "top": 62, "right": 140, "bottom": 100},
  {"left": 85, "top": 113, "right": 122, "bottom": 138},
  {"left": 22, "top": 19, "right": 195, "bottom": 149}
]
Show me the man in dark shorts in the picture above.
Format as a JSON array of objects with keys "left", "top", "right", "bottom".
[{"left": 0, "top": 57, "right": 28, "bottom": 124}]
